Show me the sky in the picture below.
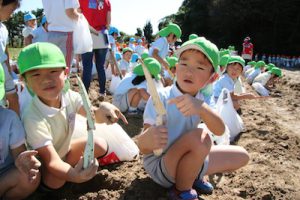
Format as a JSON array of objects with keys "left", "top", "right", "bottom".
[{"left": 18, "top": 0, "right": 184, "bottom": 35}]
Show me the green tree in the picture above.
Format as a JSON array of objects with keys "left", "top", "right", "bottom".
[
  {"left": 135, "top": 28, "right": 143, "bottom": 37},
  {"left": 143, "top": 21, "right": 153, "bottom": 43}
]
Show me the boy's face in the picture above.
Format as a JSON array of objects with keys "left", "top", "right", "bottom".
[
  {"left": 176, "top": 50, "right": 214, "bottom": 96},
  {"left": 0, "top": 3, "right": 18, "bottom": 21},
  {"left": 25, "top": 68, "right": 66, "bottom": 106},
  {"left": 123, "top": 51, "right": 132, "bottom": 62},
  {"left": 167, "top": 33, "right": 177, "bottom": 44},
  {"left": 227, "top": 63, "right": 243, "bottom": 79},
  {"left": 27, "top": 19, "right": 36, "bottom": 28}
]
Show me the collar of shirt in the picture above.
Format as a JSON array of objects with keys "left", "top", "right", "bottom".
[
  {"left": 33, "top": 92, "right": 70, "bottom": 118},
  {"left": 171, "top": 82, "right": 204, "bottom": 100}
]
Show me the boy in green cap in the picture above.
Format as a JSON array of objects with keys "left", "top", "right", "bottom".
[
  {"left": 113, "top": 57, "right": 163, "bottom": 115},
  {"left": 252, "top": 66, "right": 282, "bottom": 96},
  {"left": 18, "top": 42, "right": 128, "bottom": 190},
  {"left": 149, "top": 23, "right": 182, "bottom": 75},
  {"left": 214, "top": 55, "right": 262, "bottom": 113},
  {"left": 0, "top": 64, "right": 41, "bottom": 199},
  {"left": 245, "top": 60, "right": 265, "bottom": 84},
  {"left": 138, "top": 38, "right": 249, "bottom": 200},
  {"left": 164, "top": 56, "right": 178, "bottom": 86},
  {"left": 243, "top": 61, "right": 256, "bottom": 75}
]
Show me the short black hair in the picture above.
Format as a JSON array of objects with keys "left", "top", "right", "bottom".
[{"left": 2, "top": 0, "right": 20, "bottom": 7}]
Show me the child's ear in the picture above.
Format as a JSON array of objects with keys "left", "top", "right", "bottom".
[{"left": 208, "top": 72, "right": 219, "bottom": 83}]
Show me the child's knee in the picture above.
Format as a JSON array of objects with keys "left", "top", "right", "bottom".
[
  {"left": 94, "top": 137, "right": 108, "bottom": 156},
  {"left": 239, "top": 148, "right": 250, "bottom": 166},
  {"left": 189, "top": 129, "right": 212, "bottom": 153}
]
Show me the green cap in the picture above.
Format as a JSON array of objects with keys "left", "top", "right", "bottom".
[
  {"left": 166, "top": 56, "right": 178, "bottom": 69},
  {"left": 141, "top": 52, "right": 149, "bottom": 60},
  {"left": 247, "top": 61, "right": 256, "bottom": 66},
  {"left": 158, "top": 23, "right": 182, "bottom": 41},
  {"left": 175, "top": 37, "right": 220, "bottom": 72},
  {"left": 18, "top": 42, "right": 66, "bottom": 75},
  {"left": 220, "top": 54, "right": 230, "bottom": 66},
  {"left": 267, "top": 63, "right": 275, "bottom": 71},
  {"left": 228, "top": 45, "right": 235, "bottom": 51},
  {"left": 188, "top": 33, "right": 198, "bottom": 40},
  {"left": 133, "top": 57, "right": 161, "bottom": 80},
  {"left": 255, "top": 61, "right": 266, "bottom": 69},
  {"left": 0, "top": 63, "right": 5, "bottom": 100},
  {"left": 122, "top": 47, "right": 133, "bottom": 54},
  {"left": 270, "top": 67, "right": 282, "bottom": 77},
  {"left": 219, "top": 49, "right": 230, "bottom": 57},
  {"left": 227, "top": 55, "right": 245, "bottom": 68}
]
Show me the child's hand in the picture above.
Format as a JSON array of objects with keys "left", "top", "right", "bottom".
[
  {"left": 95, "top": 102, "right": 128, "bottom": 125},
  {"left": 140, "top": 125, "right": 168, "bottom": 153},
  {"left": 15, "top": 150, "right": 41, "bottom": 183},
  {"left": 70, "top": 156, "right": 99, "bottom": 183},
  {"left": 168, "top": 94, "right": 204, "bottom": 116}
]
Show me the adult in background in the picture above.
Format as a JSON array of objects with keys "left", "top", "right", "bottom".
[
  {"left": 79, "top": 0, "right": 111, "bottom": 97},
  {"left": 241, "top": 36, "right": 254, "bottom": 62},
  {"left": 41, "top": 0, "right": 80, "bottom": 73}
]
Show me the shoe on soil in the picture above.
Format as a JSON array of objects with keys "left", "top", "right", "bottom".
[
  {"left": 168, "top": 187, "right": 198, "bottom": 200},
  {"left": 193, "top": 179, "right": 214, "bottom": 195}
]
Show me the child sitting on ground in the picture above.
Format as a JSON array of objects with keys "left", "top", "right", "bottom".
[
  {"left": 113, "top": 57, "right": 163, "bottom": 115},
  {"left": 252, "top": 66, "right": 282, "bottom": 96},
  {"left": 0, "top": 64, "right": 41, "bottom": 199},
  {"left": 138, "top": 37, "right": 249, "bottom": 200},
  {"left": 213, "top": 56, "right": 262, "bottom": 114},
  {"left": 18, "top": 42, "right": 127, "bottom": 191}
]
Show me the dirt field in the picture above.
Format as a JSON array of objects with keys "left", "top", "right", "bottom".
[{"left": 28, "top": 68, "right": 300, "bottom": 200}]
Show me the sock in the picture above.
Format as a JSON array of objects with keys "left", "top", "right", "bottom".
[{"left": 128, "top": 106, "right": 137, "bottom": 111}]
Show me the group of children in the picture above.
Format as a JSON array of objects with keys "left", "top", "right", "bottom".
[
  {"left": 0, "top": 1, "right": 285, "bottom": 199},
  {"left": 254, "top": 53, "right": 300, "bottom": 68}
]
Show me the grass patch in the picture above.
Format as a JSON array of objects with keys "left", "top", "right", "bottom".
[{"left": 8, "top": 48, "right": 22, "bottom": 61}]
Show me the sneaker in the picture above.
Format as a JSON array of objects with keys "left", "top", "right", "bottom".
[
  {"left": 193, "top": 179, "right": 214, "bottom": 195},
  {"left": 127, "top": 109, "right": 138, "bottom": 115},
  {"left": 99, "top": 93, "right": 106, "bottom": 101},
  {"left": 168, "top": 187, "right": 198, "bottom": 200}
]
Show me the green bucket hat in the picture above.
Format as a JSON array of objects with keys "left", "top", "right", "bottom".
[
  {"left": 0, "top": 63, "right": 5, "bottom": 100},
  {"left": 122, "top": 47, "right": 133, "bottom": 54},
  {"left": 270, "top": 67, "right": 282, "bottom": 77},
  {"left": 18, "top": 42, "right": 66, "bottom": 75},
  {"left": 220, "top": 54, "right": 230, "bottom": 66},
  {"left": 166, "top": 56, "right": 178, "bottom": 69},
  {"left": 133, "top": 57, "right": 161, "bottom": 80},
  {"left": 141, "top": 52, "right": 149, "bottom": 60},
  {"left": 247, "top": 61, "right": 256, "bottom": 66},
  {"left": 254, "top": 61, "right": 266, "bottom": 69},
  {"left": 227, "top": 55, "right": 245, "bottom": 68},
  {"left": 175, "top": 37, "right": 220, "bottom": 72},
  {"left": 188, "top": 33, "right": 198, "bottom": 40},
  {"left": 158, "top": 23, "right": 182, "bottom": 42}
]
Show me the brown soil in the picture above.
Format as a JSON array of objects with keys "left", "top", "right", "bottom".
[{"left": 28, "top": 68, "right": 300, "bottom": 200}]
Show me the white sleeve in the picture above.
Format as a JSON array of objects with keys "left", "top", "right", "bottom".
[
  {"left": 151, "top": 38, "right": 164, "bottom": 52},
  {"left": 65, "top": 0, "right": 79, "bottom": 9}
]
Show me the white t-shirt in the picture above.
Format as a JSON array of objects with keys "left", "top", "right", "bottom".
[
  {"left": 213, "top": 73, "right": 235, "bottom": 99},
  {"left": 32, "top": 26, "right": 48, "bottom": 43},
  {"left": 246, "top": 68, "right": 261, "bottom": 84},
  {"left": 108, "top": 35, "right": 116, "bottom": 52},
  {"left": 149, "top": 37, "right": 169, "bottom": 59},
  {"left": 253, "top": 72, "right": 271, "bottom": 86},
  {"left": 22, "top": 26, "right": 35, "bottom": 38},
  {"left": 129, "top": 43, "right": 136, "bottom": 52},
  {"left": 0, "top": 23, "right": 8, "bottom": 63},
  {"left": 22, "top": 90, "right": 83, "bottom": 159},
  {"left": 42, "top": 0, "right": 80, "bottom": 32},
  {"left": 119, "top": 59, "right": 130, "bottom": 73},
  {"left": 113, "top": 73, "right": 147, "bottom": 96},
  {"left": 135, "top": 44, "right": 146, "bottom": 56}
]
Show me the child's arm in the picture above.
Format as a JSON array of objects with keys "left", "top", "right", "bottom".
[
  {"left": 37, "top": 145, "right": 98, "bottom": 183},
  {"left": 24, "top": 35, "right": 33, "bottom": 46},
  {"left": 152, "top": 49, "right": 170, "bottom": 70},
  {"left": 168, "top": 94, "right": 225, "bottom": 136},
  {"left": 137, "top": 124, "right": 168, "bottom": 154},
  {"left": 12, "top": 144, "right": 41, "bottom": 183},
  {"left": 231, "top": 92, "right": 261, "bottom": 100},
  {"left": 77, "top": 102, "right": 128, "bottom": 125}
]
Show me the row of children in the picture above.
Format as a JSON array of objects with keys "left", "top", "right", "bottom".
[{"left": 254, "top": 54, "right": 300, "bottom": 68}]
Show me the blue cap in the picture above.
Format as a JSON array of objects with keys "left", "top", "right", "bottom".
[
  {"left": 129, "top": 37, "right": 135, "bottom": 43},
  {"left": 115, "top": 52, "right": 122, "bottom": 61},
  {"left": 24, "top": 13, "right": 36, "bottom": 22},
  {"left": 109, "top": 26, "right": 120, "bottom": 37},
  {"left": 41, "top": 16, "right": 47, "bottom": 25},
  {"left": 137, "top": 39, "right": 142, "bottom": 44},
  {"left": 131, "top": 53, "right": 139, "bottom": 63}
]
